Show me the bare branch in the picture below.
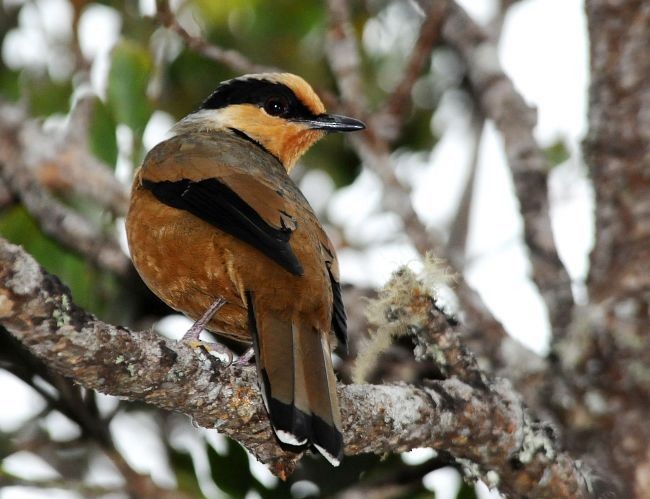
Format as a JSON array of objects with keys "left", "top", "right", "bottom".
[
  {"left": 154, "top": 0, "right": 277, "bottom": 74},
  {"left": 380, "top": 0, "right": 449, "bottom": 139},
  {"left": 324, "top": 1, "right": 513, "bottom": 360},
  {"left": 430, "top": 0, "right": 575, "bottom": 340},
  {"left": 325, "top": 0, "right": 445, "bottom": 253},
  {"left": 446, "top": 111, "right": 484, "bottom": 267},
  {"left": 0, "top": 238, "right": 590, "bottom": 497},
  {"left": 325, "top": 0, "right": 367, "bottom": 117},
  {"left": 0, "top": 102, "right": 130, "bottom": 276},
  {"left": 1, "top": 99, "right": 128, "bottom": 216},
  {"left": 0, "top": 107, "right": 130, "bottom": 274}
]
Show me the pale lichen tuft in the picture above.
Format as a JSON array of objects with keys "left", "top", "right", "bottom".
[
  {"left": 352, "top": 253, "right": 454, "bottom": 383},
  {"left": 8, "top": 252, "right": 41, "bottom": 295}
]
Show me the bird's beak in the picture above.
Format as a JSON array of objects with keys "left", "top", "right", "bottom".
[{"left": 297, "top": 113, "right": 366, "bottom": 132}]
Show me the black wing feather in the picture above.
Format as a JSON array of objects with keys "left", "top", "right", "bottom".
[
  {"left": 142, "top": 178, "right": 304, "bottom": 276},
  {"left": 329, "top": 270, "right": 347, "bottom": 348}
]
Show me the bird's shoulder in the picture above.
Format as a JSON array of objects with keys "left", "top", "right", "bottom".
[{"left": 141, "top": 130, "right": 285, "bottom": 183}]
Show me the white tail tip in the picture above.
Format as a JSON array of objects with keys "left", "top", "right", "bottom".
[
  {"left": 275, "top": 429, "right": 308, "bottom": 446},
  {"left": 313, "top": 443, "right": 341, "bottom": 466}
]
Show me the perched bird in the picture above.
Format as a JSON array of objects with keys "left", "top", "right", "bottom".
[{"left": 125, "top": 73, "right": 365, "bottom": 465}]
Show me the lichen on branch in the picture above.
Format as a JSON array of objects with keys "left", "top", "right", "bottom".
[{"left": 353, "top": 253, "right": 455, "bottom": 383}]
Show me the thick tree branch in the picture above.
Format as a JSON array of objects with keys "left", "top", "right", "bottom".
[
  {"left": 0, "top": 238, "right": 590, "bottom": 497},
  {"left": 584, "top": 0, "right": 650, "bottom": 300},
  {"left": 544, "top": 2, "right": 650, "bottom": 497}
]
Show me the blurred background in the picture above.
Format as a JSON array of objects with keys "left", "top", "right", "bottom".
[{"left": 0, "top": 0, "right": 589, "bottom": 497}]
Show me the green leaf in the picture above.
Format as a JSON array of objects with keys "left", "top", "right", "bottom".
[
  {"left": 88, "top": 98, "right": 118, "bottom": 168},
  {"left": 169, "top": 447, "right": 203, "bottom": 498},
  {"left": 107, "top": 39, "right": 153, "bottom": 132},
  {"left": 0, "top": 66, "right": 19, "bottom": 102},
  {"left": 456, "top": 481, "right": 479, "bottom": 499},
  {"left": 0, "top": 206, "right": 118, "bottom": 317},
  {"left": 207, "top": 438, "right": 255, "bottom": 498},
  {"left": 544, "top": 139, "right": 570, "bottom": 168},
  {"left": 0, "top": 431, "right": 12, "bottom": 460},
  {"left": 25, "top": 78, "right": 73, "bottom": 117}
]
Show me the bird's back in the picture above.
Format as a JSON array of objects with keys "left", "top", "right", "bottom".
[{"left": 128, "top": 130, "right": 337, "bottom": 340}]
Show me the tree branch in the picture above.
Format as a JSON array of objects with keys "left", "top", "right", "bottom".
[
  {"left": 0, "top": 237, "right": 590, "bottom": 497},
  {"left": 380, "top": 0, "right": 449, "bottom": 141},
  {"left": 324, "top": 0, "right": 516, "bottom": 367},
  {"left": 584, "top": 0, "right": 650, "bottom": 300},
  {"left": 325, "top": 0, "right": 445, "bottom": 255},
  {"left": 0, "top": 102, "right": 130, "bottom": 276},
  {"left": 446, "top": 109, "right": 484, "bottom": 267},
  {"left": 432, "top": 0, "right": 575, "bottom": 341},
  {"left": 154, "top": 0, "right": 278, "bottom": 74},
  {"left": 0, "top": 100, "right": 128, "bottom": 216}
]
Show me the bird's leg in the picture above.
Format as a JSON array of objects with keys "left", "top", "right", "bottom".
[
  {"left": 182, "top": 297, "right": 226, "bottom": 342},
  {"left": 233, "top": 347, "right": 255, "bottom": 366},
  {"left": 182, "top": 297, "right": 234, "bottom": 364}
]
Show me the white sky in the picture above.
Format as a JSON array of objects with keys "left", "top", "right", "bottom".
[{"left": 0, "top": 1, "right": 590, "bottom": 498}]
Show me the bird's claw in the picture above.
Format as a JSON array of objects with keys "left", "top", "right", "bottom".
[{"left": 183, "top": 338, "right": 234, "bottom": 366}]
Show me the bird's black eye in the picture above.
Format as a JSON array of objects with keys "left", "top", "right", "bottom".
[{"left": 263, "top": 96, "right": 289, "bottom": 117}]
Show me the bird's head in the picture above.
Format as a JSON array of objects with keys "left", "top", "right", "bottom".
[{"left": 173, "top": 73, "right": 365, "bottom": 170}]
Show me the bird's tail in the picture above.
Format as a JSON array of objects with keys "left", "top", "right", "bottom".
[{"left": 246, "top": 292, "right": 343, "bottom": 466}]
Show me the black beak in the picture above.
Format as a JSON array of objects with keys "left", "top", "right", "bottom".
[{"left": 298, "top": 113, "right": 366, "bottom": 132}]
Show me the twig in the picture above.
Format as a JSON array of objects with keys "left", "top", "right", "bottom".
[
  {"left": 380, "top": 0, "right": 449, "bottom": 140},
  {"left": 325, "top": 0, "right": 367, "bottom": 116},
  {"left": 0, "top": 100, "right": 128, "bottom": 216},
  {"left": 154, "top": 0, "right": 277, "bottom": 74},
  {"left": 0, "top": 103, "right": 129, "bottom": 276},
  {"left": 0, "top": 238, "right": 591, "bottom": 497},
  {"left": 431, "top": 0, "right": 575, "bottom": 340},
  {"left": 446, "top": 109, "right": 484, "bottom": 268},
  {"left": 324, "top": 0, "right": 513, "bottom": 359}
]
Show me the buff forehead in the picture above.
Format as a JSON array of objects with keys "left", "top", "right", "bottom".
[{"left": 250, "top": 72, "right": 327, "bottom": 116}]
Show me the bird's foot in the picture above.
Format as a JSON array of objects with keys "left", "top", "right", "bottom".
[
  {"left": 183, "top": 338, "right": 235, "bottom": 365},
  {"left": 181, "top": 297, "right": 233, "bottom": 364}
]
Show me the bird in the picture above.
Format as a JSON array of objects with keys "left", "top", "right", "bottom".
[{"left": 125, "top": 72, "right": 365, "bottom": 466}]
